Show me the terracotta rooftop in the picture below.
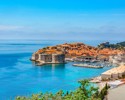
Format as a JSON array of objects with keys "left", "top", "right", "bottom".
[{"left": 35, "top": 43, "right": 124, "bottom": 57}]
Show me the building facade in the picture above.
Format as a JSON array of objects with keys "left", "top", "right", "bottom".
[
  {"left": 38, "top": 53, "right": 52, "bottom": 63},
  {"left": 109, "top": 54, "right": 125, "bottom": 64},
  {"left": 31, "top": 53, "right": 39, "bottom": 61},
  {"left": 33, "top": 53, "right": 65, "bottom": 64},
  {"left": 52, "top": 54, "right": 65, "bottom": 63}
]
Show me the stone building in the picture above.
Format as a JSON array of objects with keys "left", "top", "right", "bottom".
[
  {"left": 31, "top": 53, "right": 39, "bottom": 61},
  {"left": 38, "top": 53, "right": 52, "bottom": 63},
  {"left": 109, "top": 54, "right": 125, "bottom": 64},
  {"left": 98, "top": 42, "right": 110, "bottom": 48},
  {"left": 52, "top": 54, "right": 65, "bottom": 63},
  {"left": 32, "top": 53, "right": 65, "bottom": 64}
]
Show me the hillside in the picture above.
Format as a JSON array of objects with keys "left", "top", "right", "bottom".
[
  {"left": 98, "top": 41, "right": 125, "bottom": 50},
  {"left": 117, "top": 41, "right": 125, "bottom": 46}
]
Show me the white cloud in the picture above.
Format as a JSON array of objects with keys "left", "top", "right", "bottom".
[{"left": 0, "top": 25, "right": 24, "bottom": 31}]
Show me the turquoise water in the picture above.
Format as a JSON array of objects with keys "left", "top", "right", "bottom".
[{"left": 0, "top": 40, "right": 115, "bottom": 100}]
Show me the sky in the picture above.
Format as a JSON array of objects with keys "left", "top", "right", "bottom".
[{"left": 0, "top": 0, "right": 125, "bottom": 41}]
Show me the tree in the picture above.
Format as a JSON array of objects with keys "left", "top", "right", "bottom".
[{"left": 15, "top": 80, "right": 109, "bottom": 100}]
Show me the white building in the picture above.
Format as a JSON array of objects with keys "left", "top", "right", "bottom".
[{"left": 109, "top": 54, "right": 125, "bottom": 65}]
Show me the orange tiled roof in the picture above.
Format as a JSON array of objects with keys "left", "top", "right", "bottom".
[{"left": 35, "top": 43, "right": 124, "bottom": 57}]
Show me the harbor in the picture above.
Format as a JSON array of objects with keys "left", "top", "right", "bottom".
[{"left": 73, "top": 63, "right": 103, "bottom": 68}]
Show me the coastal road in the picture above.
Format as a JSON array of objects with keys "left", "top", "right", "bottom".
[{"left": 108, "top": 85, "right": 125, "bottom": 100}]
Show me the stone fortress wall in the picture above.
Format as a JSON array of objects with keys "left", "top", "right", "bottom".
[{"left": 31, "top": 53, "right": 65, "bottom": 64}]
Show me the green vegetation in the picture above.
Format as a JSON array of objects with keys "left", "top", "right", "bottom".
[
  {"left": 15, "top": 80, "right": 109, "bottom": 100},
  {"left": 117, "top": 41, "right": 125, "bottom": 47},
  {"left": 98, "top": 41, "right": 125, "bottom": 50}
]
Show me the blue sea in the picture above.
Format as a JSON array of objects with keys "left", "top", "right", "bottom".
[{"left": 0, "top": 40, "right": 119, "bottom": 100}]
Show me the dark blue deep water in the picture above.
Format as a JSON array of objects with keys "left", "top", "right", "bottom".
[{"left": 0, "top": 40, "right": 116, "bottom": 100}]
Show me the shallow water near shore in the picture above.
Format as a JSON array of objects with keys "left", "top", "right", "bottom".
[{"left": 0, "top": 40, "right": 117, "bottom": 100}]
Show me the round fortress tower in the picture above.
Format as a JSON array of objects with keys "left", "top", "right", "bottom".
[{"left": 52, "top": 53, "right": 65, "bottom": 63}]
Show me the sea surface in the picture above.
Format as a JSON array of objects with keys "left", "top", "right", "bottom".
[{"left": 0, "top": 40, "right": 118, "bottom": 100}]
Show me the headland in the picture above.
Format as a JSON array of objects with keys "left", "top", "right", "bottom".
[{"left": 31, "top": 42, "right": 125, "bottom": 66}]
